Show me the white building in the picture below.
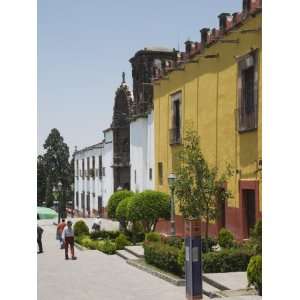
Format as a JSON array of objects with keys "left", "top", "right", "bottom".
[
  {"left": 73, "top": 129, "right": 114, "bottom": 217},
  {"left": 74, "top": 142, "right": 103, "bottom": 217}
]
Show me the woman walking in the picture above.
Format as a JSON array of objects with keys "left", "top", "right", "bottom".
[{"left": 62, "top": 220, "right": 77, "bottom": 260}]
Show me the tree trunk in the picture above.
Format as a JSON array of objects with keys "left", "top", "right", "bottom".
[{"left": 205, "top": 211, "right": 209, "bottom": 252}]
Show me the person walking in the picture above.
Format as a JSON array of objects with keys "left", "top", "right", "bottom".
[
  {"left": 37, "top": 225, "right": 44, "bottom": 254},
  {"left": 62, "top": 220, "right": 77, "bottom": 260},
  {"left": 56, "top": 219, "right": 66, "bottom": 249}
]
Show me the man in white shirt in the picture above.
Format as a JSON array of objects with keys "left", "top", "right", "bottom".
[{"left": 62, "top": 220, "right": 77, "bottom": 260}]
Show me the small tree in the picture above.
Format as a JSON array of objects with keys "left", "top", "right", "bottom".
[
  {"left": 127, "top": 190, "right": 170, "bottom": 232},
  {"left": 174, "top": 129, "right": 233, "bottom": 246},
  {"left": 107, "top": 190, "right": 134, "bottom": 219}
]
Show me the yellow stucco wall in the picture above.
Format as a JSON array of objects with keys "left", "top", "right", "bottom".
[{"left": 154, "top": 13, "right": 262, "bottom": 212}]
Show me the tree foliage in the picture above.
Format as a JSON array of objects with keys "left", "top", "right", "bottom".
[
  {"left": 37, "top": 155, "right": 47, "bottom": 206},
  {"left": 107, "top": 190, "right": 134, "bottom": 219},
  {"left": 115, "top": 196, "right": 132, "bottom": 230},
  {"left": 127, "top": 190, "right": 170, "bottom": 232},
  {"left": 174, "top": 129, "right": 233, "bottom": 240},
  {"left": 38, "top": 128, "right": 73, "bottom": 210}
]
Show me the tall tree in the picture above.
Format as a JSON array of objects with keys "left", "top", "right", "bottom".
[
  {"left": 43, "top": 128, "right": 72, "bottom": 211},
  {"left": 37, "top": 155, "right": 46, "bottom": 206},
  {"left": 174, "top": 129, "right": 233, "bottom": 245}
]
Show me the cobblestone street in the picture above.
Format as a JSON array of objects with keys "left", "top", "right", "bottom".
[{"left": 37, "top": 221, "right": 189, "bottom": 300}]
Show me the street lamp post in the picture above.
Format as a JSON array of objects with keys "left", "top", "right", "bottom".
[
  {"left": 53, "top": 181, "right": 63, "bottom": 224},
  {"left": 57, "top": 181, "right": 62, "bottom": 223},
  {"left": 168, "top": 173, "right": 177, "bottom": 236}
]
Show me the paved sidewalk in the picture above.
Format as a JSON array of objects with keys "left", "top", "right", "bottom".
[{"left": 37, "top": 221, "right": 193, "bottom": 300}]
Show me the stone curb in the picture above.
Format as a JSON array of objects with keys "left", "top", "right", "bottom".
[
  {"left": 127, "top": 259, "right": 185, "bottom": 286},
  {"left": 115, "top": 250, "right": 131, "bottom": 260},
  {"left": 202, "top": 274, "right": 229, "bottom": 291},
  {"left": 74, "top": 242, "right": 88, "bottom": 251},
  {"left": 124, "top": 246, "right": 144, "bottom": 258}
]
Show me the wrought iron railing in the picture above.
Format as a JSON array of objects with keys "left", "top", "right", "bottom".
[
  {"left": 169, "top": 127, "right": 181, "bottom": 145},
  {"left": 236, "top": 103, "right": 258, "bottom": 132}
]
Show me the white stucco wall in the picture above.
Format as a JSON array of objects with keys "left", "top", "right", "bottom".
[
  {"left": 130, "top": 117, "right": 148, "bottom": 192},
  {"left": 130, "top": 110, "right": 155, "bottom": 192},
  {"left": 102, "top": 129, "right": 114, "bottom": 207},
  {"left": 146, "top": 110, "right": 155, "bottom": 190},
  {"left": 74, "top": 143, "right": 103, "bottom": 215}
]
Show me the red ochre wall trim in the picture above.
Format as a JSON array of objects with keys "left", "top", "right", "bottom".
[{"left": 156, "top": 180, "right": 261, "bottom": 240}]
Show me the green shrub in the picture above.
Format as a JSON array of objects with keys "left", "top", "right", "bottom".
[
  {"left": 249, "top": 220, "right": 262, "bottom": 255},
  {"left": 75, "top": 234, "right": 89, "bottom": 245},
  {"left": 177, "top": 243, "right": 185, "bottom": 273},
  {"left": 144, "top": 242, "right": 183, "bottom": 276},
  {"left": 116, "top": 196, "right": 132, "bottom": 230},
  {"left": 218, "top": 228, "right": 234, "bottom": 248},
  {"left": 145, "top": 232, "right": 161, "bottom": 243},
  {"left": 107, "top": 190, "right": 134, "bottom": 219},
  {"left": 98, "top": 239, "right": 117, "bottom": 255},
  {"left": 115, "top": 233, "right": 131, "bottom": 250},
  {"left": 203, "top": 248, "right": 253, "bottom": 273},
  {"left": 90, "top": 230, "right": 120, "bottom": 240},
  {"left": 247, "top": 255, "right": 262, "bottom": 295},
  {"left": 74, "top": 220, "right": 89, "bottom": 236},
  {"left": 163, "top": 236, "right": 183, "bottom": 249},
  {"left": 127, "top": 190, "right": 170, "bottom": 232}
]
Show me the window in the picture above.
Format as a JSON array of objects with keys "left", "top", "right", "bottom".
[
  {"left": 170, "top": 92, "right": 181, "bottom": 144},
  {"left": 76, "top": 160, "right": 79, "bottom": 177},
  {"left": 92, "top": 156, "right": 95, "bottom": 178},
  {"left": 102, "top": 167, "right": 105, "bottom": 177},
  {"left": 82, "top": 159, "right": 85, "bottom": 178},
  {"left": 158, "top": 162, "right": 163, "bottom": 185},
  {"left": 99, "top": 156, "right": 102, "bottom": 178},
  {"left": 76, "top": 192, "right": 79, "bottom": 207},
  {"left": 134, "top": 170, "right": 137, "bottom": 184},
  {"left": 87, "top": 157, "right": 90, "bottom": 180},
  {"left": 149, "top": 168, "right": 153, "bottom": 181},
  {"left": 237, "top": 51, "right": 258, "bottom": 132}
]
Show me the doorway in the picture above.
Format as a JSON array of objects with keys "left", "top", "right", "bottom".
[{"left": 243, "top": 189, "right": 256, "bottom": 237}]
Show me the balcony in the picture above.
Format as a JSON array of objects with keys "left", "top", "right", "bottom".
[
  {"left": 236, "top": 103, "right": 258, "bottom": 132},
  {"left": 169, "top": 127, "right": 181, "bottom": 145}
]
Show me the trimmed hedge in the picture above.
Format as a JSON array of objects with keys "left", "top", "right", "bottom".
[
  {"left": 99, "top": 240, "right": 117, "bottom": 254},
  {"left": 90, "top": 230, "right": 120, "bottom": 240},
  {"left": 163, "top": 236, "right": 183, "bottom": 249},
  {"left": 74, "top": 220, "right": 89, "bottom": 236},
  {"left": 115, "top": 233, "right": 131, "bottom": 250},
  {"left": 145, "top": 232, "right": 161, "bottom": 243},
  {"left": 203, "top": 248, "right": 253, "bottom": 273},
  {"left": 144, "top": 242, "right": 183, "bottom": 276}
]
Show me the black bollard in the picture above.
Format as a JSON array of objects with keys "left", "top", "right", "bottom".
[{"left": 185, "top": 219, "right": 203, "bottom": 300}]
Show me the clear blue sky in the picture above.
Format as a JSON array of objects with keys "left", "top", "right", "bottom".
[{"left": 38, "top": 0, "right": 242, "bottom": 155}]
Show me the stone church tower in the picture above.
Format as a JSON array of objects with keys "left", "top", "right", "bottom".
[
  {"left": 111, "top": 73, "right": 132, "bottom": 191},
  {"left": 129, "top": 47, "right": 178, "bottom": 117}
]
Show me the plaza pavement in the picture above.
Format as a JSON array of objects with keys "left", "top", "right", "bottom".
[
  {"left": 37, "top": 220, "right": 193, "bottom": 300},
  {"left": 37, "top": 219, "right": 261, "bottom": 300}
]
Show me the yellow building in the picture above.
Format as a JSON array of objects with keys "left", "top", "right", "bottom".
[{"left": 154, "top": 0, "right": 262, "bottom": 240}]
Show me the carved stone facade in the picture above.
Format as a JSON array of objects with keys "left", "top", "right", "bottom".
[
  {"left": 111, "top": 73, "right": 132, "bottom": 191},
  {"left": 129, "top": 47, "right": 177, "bottom": 116}
]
